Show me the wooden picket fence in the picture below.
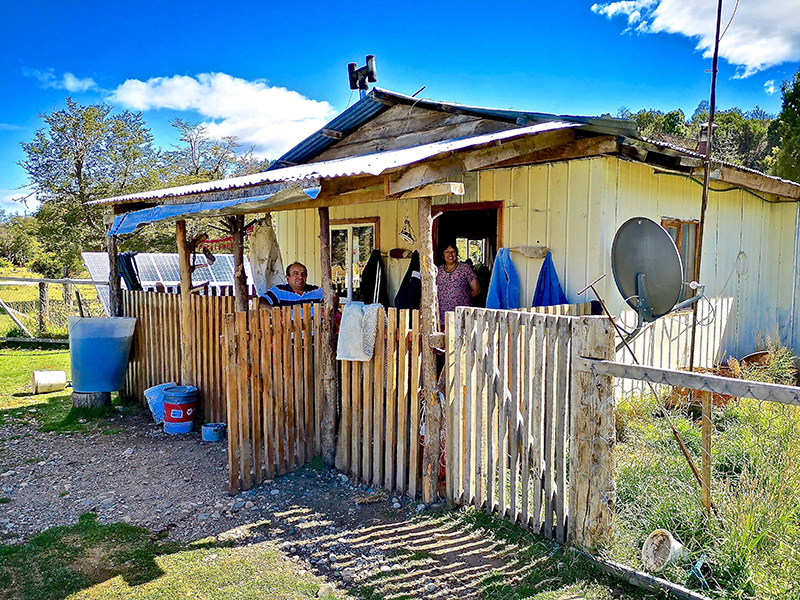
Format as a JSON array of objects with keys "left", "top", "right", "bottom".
[
  {"left": 121, "top": 290, "right": 234, "bottom": 421},
  {"left": 445, "top": 306, "right": 576, "bottom": 542},
  {"left": 223, "top": 305, "right": 326, "bottom": 493},
  {"left": 335, "top": 308, "right": 426, "bottom": 497}
]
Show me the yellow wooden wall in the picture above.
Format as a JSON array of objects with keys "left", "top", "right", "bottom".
[{"left": 270, "top": 156, "right": 800, "bottom": 364}]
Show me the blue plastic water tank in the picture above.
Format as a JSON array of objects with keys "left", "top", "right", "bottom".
[{"left": 68, "top": 317, "right": 137, "bottom": 393}]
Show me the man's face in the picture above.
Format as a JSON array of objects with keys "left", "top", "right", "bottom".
[{"left": 287, "top": 265, "right": 308, "bottom": 294}]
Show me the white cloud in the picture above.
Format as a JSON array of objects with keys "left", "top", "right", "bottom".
[
  {"left": 0, "top": 123, "right": 21, "bottom": 131},
  {"left": 24, "top": 68, "right": 96, "bottom": 92},
  {"left": 109, "top": 73, "right": 336, "bottom": 159},
  {"left": 764, "top": 80, "right": 777, "bottom": 95},
  {"left": 592, "top": 0, "right": 800, "bottom": 77}
]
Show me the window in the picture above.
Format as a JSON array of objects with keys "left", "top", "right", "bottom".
[
  {"left": 456, "top": 237, "right": 488, "bottom": 266},
  {"left": 331, "top": 219, "right": 379, "bottom": 302},
  {"left": 662, "top": 217, "right": 699, "bottom": 302}
]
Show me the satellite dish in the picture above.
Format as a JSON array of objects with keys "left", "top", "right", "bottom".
[{"left": 612, "top": 217, "right": 684, "bottom": 321}]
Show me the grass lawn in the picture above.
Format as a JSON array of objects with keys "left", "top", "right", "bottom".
[{"left": 0, "top": 514, "right": 336, "bottom": 600}]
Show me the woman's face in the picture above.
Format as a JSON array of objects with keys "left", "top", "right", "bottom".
[{"left": 443, "top": 245, "right": 458, "bottom": 267}]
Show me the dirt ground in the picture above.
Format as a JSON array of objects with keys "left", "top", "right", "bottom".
[{"left": 0, "top": 407, "right": 535, "bottom": 599}]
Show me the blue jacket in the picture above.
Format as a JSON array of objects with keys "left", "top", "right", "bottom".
[{"left": 486, "top": 248, "right": 520, "bottom": 309}]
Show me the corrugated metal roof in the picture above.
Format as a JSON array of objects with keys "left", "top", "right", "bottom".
[
  {"left": 91, "top": 121, "right": 579, "bottom": 206},
  {"left": 268, "top": 87, "right": 639, "bottom": 170}
]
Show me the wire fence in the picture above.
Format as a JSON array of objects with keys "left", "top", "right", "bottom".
[
  {"left": 0, "top": 277, "right": 108, "bottom": 340},
  {"left": 604, "top": 366, "right": 800, "bottom": 600}
]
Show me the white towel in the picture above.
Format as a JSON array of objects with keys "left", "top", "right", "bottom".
[{"left": 336, "top": 302, "right": 381, "bottom": 361}]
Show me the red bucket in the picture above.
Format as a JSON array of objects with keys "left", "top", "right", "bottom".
[{"left": 163, "top": 386, "right": 198, "bottom": 434}]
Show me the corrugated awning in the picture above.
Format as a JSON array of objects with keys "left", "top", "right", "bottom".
[{"left": 109, "top": 184, "right": 319, "bottom": 236}]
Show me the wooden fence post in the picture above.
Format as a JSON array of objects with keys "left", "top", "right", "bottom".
[
  {"left": 569, "top": 316, "right": 615, "bottom": 552},
  {"left": 418, "top": 196, "right": 441, "bottom": 504},
  {"left": 176, "top": 220, "right": 193, "bottom": 386},
  {"left": 38, "top": 282, "right": 49, "bottom": 334},
  {"left": 108, "top": 233, "right": 123, "bottom": 317},
  {"left": 318, "top": 206, "right": 338, "bottom": 466}
]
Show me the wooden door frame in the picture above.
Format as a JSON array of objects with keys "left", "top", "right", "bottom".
[{"left": 432, "top": 201, "right": 504, "bottom": 256}]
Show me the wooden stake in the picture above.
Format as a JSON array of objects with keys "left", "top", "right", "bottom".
[
  {"left": 318, "top": 207, "right": 338, "bottom": 466},
  {"left": 701, "top": 390, "right": 712, "bottom": 515},
  {"left": 418, "top": 196, "right": 441, "bottom": 504},
  {"left": 176, "top": 220, "right": 194, "bottom": 386}
]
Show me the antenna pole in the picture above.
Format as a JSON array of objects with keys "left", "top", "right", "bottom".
[{"left": 689, "top": 0, "right": 724, "bottom": 371}]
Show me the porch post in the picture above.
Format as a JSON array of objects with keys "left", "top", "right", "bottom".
[
  {"left": 418, "top": 196, "right": 441, "bottom": 504},
  {"left": 176, "top": 219, "right": 194, "bottom": 386},
  {"left": 230, "top": 215, "right": 249, "bottom": 313},
  {"left": 107, "top": 233, "right": 122, "bottom": 317},
  {"left": 318, "top": 206, "right": 338, "bottom": 466}
]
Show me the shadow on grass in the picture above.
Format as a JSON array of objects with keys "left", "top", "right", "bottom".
[{"left": 0, "top": 513, "right": 180, "bottom": 599}]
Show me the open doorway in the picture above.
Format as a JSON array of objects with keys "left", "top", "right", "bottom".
[{"left": 433, "top": 202, "right": 502, "bottom": 308}]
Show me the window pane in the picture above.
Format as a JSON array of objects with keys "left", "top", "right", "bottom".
[
  {"left": 351, "top": 226, "right": 374, "bottom": 301},
  {"left": 331, "top": 228, "right": 349, "bottom": 298}
]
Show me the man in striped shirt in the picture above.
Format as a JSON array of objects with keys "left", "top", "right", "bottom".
[{"left": 259, "top": 262, "right": 324, "bottom": 307}]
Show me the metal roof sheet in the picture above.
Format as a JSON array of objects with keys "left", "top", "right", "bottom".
[{"left": 91, "top": 121, "right": 580, "bottom": 206}]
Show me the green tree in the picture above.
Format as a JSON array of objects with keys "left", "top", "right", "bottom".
[
  {"left": 18, "top": 98, "right": 160, "bottom": 276},
  {"left": 767, "top": 67, "right": 800, "bottom": 182},
  {"left": 166, "top": 119, "right": 241, "bottom": 185},
  {"left": 0, "top": 214, "right": 40, "bottom": 266}
]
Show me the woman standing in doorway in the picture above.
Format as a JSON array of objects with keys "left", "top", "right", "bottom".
[{"left": 436, "top": 240, "right": 480, "bottom": 327}]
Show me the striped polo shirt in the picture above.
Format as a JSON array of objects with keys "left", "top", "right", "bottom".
[{"left": 261, "top": 283, "right": 324, "bottom": 306}]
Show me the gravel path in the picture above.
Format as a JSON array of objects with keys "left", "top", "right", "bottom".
[{"left": 0, "top": 408, "right": 527, "bottom": 599}]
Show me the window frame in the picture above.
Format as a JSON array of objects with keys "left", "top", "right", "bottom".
[
  {"left": 330, "top": 217, "right": 380, "bottom": 302},
  {"left": 661, "top": 217, "right": 700, "bottom": 302}
]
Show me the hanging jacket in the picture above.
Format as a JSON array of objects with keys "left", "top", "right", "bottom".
[
  {"left": 359, "top": 249, "right": 389, "bottom": 307},
  {"left": 394, "top": 250, "right": 421, "bottom": 309},
  {"left": 532, "top": 251, "right": 568, "bottom": 307},
  {"left": 117, "top": 252, "right": 142, "bottom": 291},
  {"left": 486, "top": 248, "right": 520, "bottom": 309}
]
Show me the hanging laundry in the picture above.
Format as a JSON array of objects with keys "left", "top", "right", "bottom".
[
  {"left": 117, "top": 252, "right": 142, "bottom": 291},
  {"left": 359, "top": 249, "right": 389, "bottom": 307},
  {"left": 486, "top": 248, "right": 520, "bottom": 309},
  {"left": 247, "top": 218, "right": 284, "bottom": 298},
  {"left": 394, "top": 250, "right": 422, "bottom": 309},
  {"left": 532, "top": 251, "right": 568, "bottom": 307},
  {"left": 336, "top": 302, "right": 381, "bottom": 361}
]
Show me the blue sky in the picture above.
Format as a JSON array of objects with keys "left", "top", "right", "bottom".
[{"left": 2, "top": 0, "right": 800, "bottom": 213}]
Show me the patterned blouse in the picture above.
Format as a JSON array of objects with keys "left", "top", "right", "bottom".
[{"left": 436, "top": 262, "right": 477, "bottom": 325}]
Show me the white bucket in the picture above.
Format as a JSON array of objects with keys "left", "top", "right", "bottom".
[
  {"left": 31, "top": 371, "right": 67, "bottom": 395},
  {"left": 641, "top": 529, "right": 685, "bottom": 572}
]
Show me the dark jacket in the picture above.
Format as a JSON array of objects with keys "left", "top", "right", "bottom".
[
  {"left": 394, "top": 250, "right": 421, "bottom": 309},
  {"left": 359, "top": 250, "right": 389, "bottom": 307}
]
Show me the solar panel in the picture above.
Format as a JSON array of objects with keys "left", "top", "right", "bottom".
[{"left": 82, "top": 252, "right": 253, "bottom": 312}]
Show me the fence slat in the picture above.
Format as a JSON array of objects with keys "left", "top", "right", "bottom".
[
  {"left": 351, "top": 361, "right": 362, "bottom": 482},
  {"left": 303, "top": 306, "right": 313, "bottom": 463},
  {"left": 292, "top": 307, "right": 303, "bottom": 468},
  {"left": 475, "top": 310, "right": 488, "bottom": 509},
  {"left": 224, "top": 314, "right": 240, "bottom": 494},
  {"left": 373, "top": 308, "right": 386, "bottom": 486},
  {"left": 236, "top": 311, "right": 252, "bottom": 490},
  {"left": 314, "top": 307, "right": 323, "bottom": 455},
  {"left": 555, "top": 318, "right": 570, "bottom": 542},
  {"left": 409, "top": 310, "right": 421, "bottom": 499},
  {"left": 532, "top": 315, "right": 545, "bottom": 533},
  {"left": 543, "top": 316, "right": 556, "bottom": 538},
  {"left": 250, "top": 309, "right": 264, "bottom": 485},
  {"left": 362, "top": 343, "right": 374, "bottom": 485},
  {"left": 337, "top": 360, "right": 351, "bottom": 473},
  {"left": 396, "top": 310, "right": 410, "bottom": 494},
  {"left": 260, "top": 309, "right": 275, "bottom": 480},
  {"left": 463, "top": 310, "right": 476, "bottom": 505},
  {"left": 521, "top": 317, "right": 535, "bottom": 528},
  {"left": 385, "top": 308, "right": 398, "bottom": 492},
  {"left": 506, "top": 314, "right": 518, "bottom": 522}
]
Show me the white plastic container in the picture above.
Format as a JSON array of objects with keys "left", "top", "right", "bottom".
[
  {"left": 641, "top": 529, "right": 686, "bottom": 572},
  {"left": 31, "top": 370, "right": 67, "bottom": 394}
]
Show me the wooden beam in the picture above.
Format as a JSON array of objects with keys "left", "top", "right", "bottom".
[
  {"left": 695, "top": 163, "right": 800, "bottom": 200},
  {"left": 418, "top": 196, "right": 441, "bottom": 504},
  {"left": 387, "top": 128, "right": 578, "bottom": 195},
  {"left": 176, "top": 220, "right": 194, "bottom": 386},
  {"left": 395, "top": 182, "right": 464, "bottom": 199},
  {"left": 107, "top": 233, "right": 122, "bottom": 317},
  {"left": 490, "top": 136, "right": 618, "bottom": 169},
  {"left": 318, "top": 206, "right": 338, "bottom": 466}
]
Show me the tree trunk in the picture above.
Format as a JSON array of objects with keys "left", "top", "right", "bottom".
[
  {"left": 318, "top": 207, "right": 338, "bottom": 466},
  {"left": 231, "top": 215, "right": 249, "bottom": 313},
  {"left": 418, "top": 197, "right": 441, "bottom": 504},
  {"left": 72, "top": 391, "right": 111, "bottom": 409}
]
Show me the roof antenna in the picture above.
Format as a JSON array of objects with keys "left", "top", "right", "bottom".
[{"left": 348, "top": 55, "right": 377, "bottom": 99}]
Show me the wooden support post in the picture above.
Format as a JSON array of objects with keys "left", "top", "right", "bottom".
[
  {"left": 230, "top": 215, "right": 249, "bottom": 313},
  {"left": 38, "top": 282, "right": 49, "bottom": 334},
  {"left": 318, "top": 206, "right": 338, "bottom": 466},
  {"left": 176, "top": 220, "right": 194, "bottom": 386},
  {"left": 701, "top": 390, "right": 712, "bottom": 515},
  {"left": 108, "top": 233, "right": 123, "bottom": 317},
  {"left": 418, "top": 196, "right": 441, "bottom": 504},
  {"left": 569, "top": 316, "right": 615, "bottom": 552}
]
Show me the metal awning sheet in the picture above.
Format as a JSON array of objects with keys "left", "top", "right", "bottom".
[{"left": 109, "top": 185, "right": 318, "bottom": 236}]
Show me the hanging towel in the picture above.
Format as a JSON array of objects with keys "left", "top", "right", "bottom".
[
  {"left": 247, "top": 218, "right": 284, "bottom": 298},
  {"left": 486, "top": 248, "right": 520, "bottom": 310},
  {"left": 532, "top": 251, "right": 568, "bottom": 307},
  {"left": 359, "top": 249, "right": 389, "bottom": 307},
  {"left": 336, "top": 302, "right": 381, "bottom": 361},
  {"left": 394, "top": 250, "right": 421, "bottom": 309}
]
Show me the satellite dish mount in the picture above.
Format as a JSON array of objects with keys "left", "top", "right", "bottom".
[{"left": 348, "top": 55, "right": 377, "bottom": 98}]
